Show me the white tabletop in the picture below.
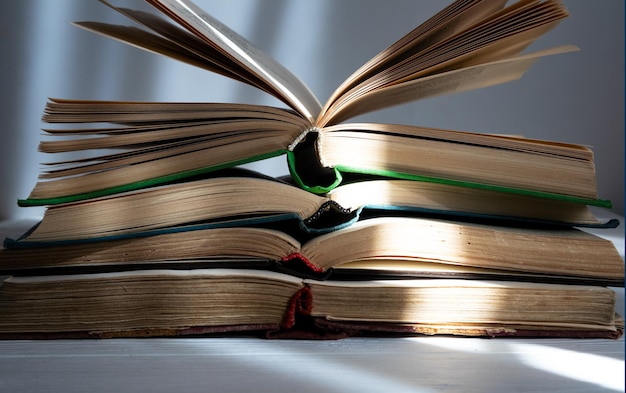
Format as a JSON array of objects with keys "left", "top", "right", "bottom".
[{"left": 0, "top": 210, "right": 624, "bottom": 393}]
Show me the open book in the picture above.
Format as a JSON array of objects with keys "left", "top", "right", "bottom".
[
  {"left": 2, "top": 215, "right": 623, "bottom": 287},
  {"left": 0, "top": 268, "right": 622, "bottom": 339},
  {"left": 21, "top": 0, "right": 606, "bottom": 210},
  {"left": 5, "top": 168, "right": 620, "bottom": 246}
]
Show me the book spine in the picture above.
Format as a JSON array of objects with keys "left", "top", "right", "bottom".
[{"left": 280, "top": 286, "right": 313, "bottom": 329}]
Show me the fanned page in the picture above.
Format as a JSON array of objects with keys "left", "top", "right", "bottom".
[
  {"left": 317, "top": 45, "right": 577, "bottom": 125},
  {"left": 318, "top": 0, "right": 509, "bottom": 124},
  {"left": 79, "top": 1, "right": 255, "bottom": 88},
  {"left": 24, "top": 100, "right": 309, "bottom": 204},
  {"left": 317, "top": 0, "right": 571, "bottom": 126},
  {"left": 82, "top": 0, "right": 571, "bottom": 128},
  {"left": 144, "top": 0, "right": 322, "bottom": 123}
]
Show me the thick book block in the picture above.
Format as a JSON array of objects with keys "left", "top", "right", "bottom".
[
  {"left": 2, "top": 215, "right": 623, "bottom": 287},
  {"left": 0, "top": 269, "right": 622, "bottom": 340}
]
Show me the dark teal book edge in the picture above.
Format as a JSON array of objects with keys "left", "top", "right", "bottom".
[
  {"left": 3, "top": 213, "right": 304, "bottom": 249},
  {"left": 4, "top": 204, "right": 619, "bottom": 250},
  {"left": 358, "top": 205, "right": 620, "bottom": 229}
]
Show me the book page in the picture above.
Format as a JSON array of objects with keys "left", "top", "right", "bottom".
[
  {"left": 24, "top": 176, "right": 326, "bottom": 242},
  {"left": 94, "top": 1, "right": 271, "bottom": 92},
  {"left": 318, "top": 46, "right": 577, "bottom": 126},
  {"left": 317, "top": 0, "right": 569, "bottom": 126},
  {"left": 147, "top": 0, "right": 322, "bottom": 123},
  {"left": 321, "top": 0, "right": 508, "bottom": 118},
  {"left": 300, "top": 216, "right": 624, "bottom": 279},
  {"left": 73, "top": 20, "right": 254, "bottom": 85}
]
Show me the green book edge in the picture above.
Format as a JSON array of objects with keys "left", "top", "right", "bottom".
[
  {"left": 18, "top": 150, "right": 288, "bottom": 207},
  {"left": 287, "top": 152, "right": 612, "bottom": 208},
  {"left": 20, "top": 150, "right": 612, "bottom": 209},
  {"left": 333, "top": 165, "right": 613, "bottom": 209}
]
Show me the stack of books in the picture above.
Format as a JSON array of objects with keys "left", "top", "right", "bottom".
[{"left": 0, "top": 0, "right": 623, "bottom": 339}]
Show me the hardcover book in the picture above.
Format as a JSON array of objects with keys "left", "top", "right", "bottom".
[
  {"left": 0, "top": 268, "right": 622, "bottom": 340},
  {"left": 1, "top": 215, "right": 624, "bottom": 286},
  {"left": 20, "top": 0, "right": 607, "bottom": 212}
]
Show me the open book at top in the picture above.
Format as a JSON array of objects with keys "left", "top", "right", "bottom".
[
  {"left": 24, "top": 0, "right": 604, "bottom": 209},
  {"left": 139, "top": 0, "right": 570, "bottom": 127}
]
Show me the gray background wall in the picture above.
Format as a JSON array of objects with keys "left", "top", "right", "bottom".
[{"left": 1, "top": 0, "right": 623, "bottom": 220}]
